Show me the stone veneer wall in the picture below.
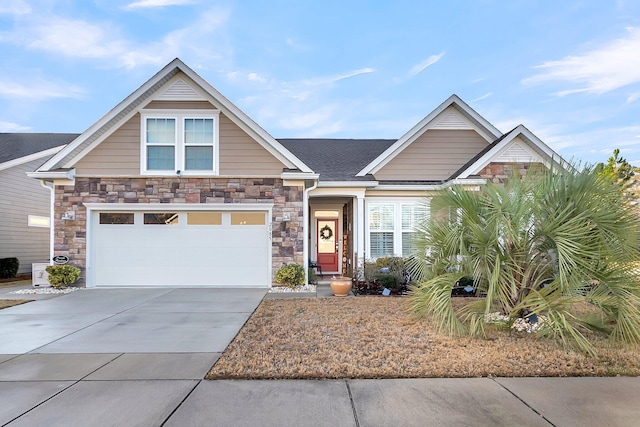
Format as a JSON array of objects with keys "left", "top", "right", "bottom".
[
  {"left": 53, "top": 177, "right": 304, "bottom": 285},
  {"left": 478, "top": 162, "right": 545, "bottom": 183}
]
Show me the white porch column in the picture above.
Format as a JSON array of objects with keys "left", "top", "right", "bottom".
[{"left": 356, "top": 195, "right": 365, "bottom": 264}]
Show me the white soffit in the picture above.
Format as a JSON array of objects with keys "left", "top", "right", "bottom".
[{"left": 431, "top": 107, "right": 474, "bottom": 130}]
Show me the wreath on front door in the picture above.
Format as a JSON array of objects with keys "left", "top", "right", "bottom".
[{"left": 319, "top": 224, "right": 333, "bottom": 240}]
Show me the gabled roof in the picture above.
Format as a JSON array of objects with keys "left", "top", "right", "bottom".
[
  {"left": 279, "top": 138, "right": 394, "bottom": 181},
  {"left": 36, "top": 58, "right": 312, "bottom": 174},
  {"left": 0, "top": 133, "right": 77, "bottom": 170},
  {"left": 356, "top": 94, "right": 502, "bottom": 177},
  {"left": 453, "top": 124, "right": 566, "bottom": 178}
]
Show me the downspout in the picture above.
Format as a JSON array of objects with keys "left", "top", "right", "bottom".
[
  {"left": 40, "top": 180, "right": 55, "bottom": 265},
  {"left": 303, "top": 178, "right": 319, "bottom": 284}
]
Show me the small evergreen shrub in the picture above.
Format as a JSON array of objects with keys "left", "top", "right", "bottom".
[
  {"left": 307, "top": 268, "right": 318, "bottom": 285},
  {"left": 377, "top": 273, "right": 401, "bottom": 290},
  {"left": 274, "top": 263, "right": 305, "bottom": 289},
  {"left": 0, "top": 258, "right": 19, "bottom": 279},
  {"left": 45, "top": 265, "right": 81, "bottom": 288}
]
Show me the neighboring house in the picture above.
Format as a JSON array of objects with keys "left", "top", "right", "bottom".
[
  {"left": 0, "top": 133, "right": 77, "bottom": 274},
  {"left": 29, "top": 58, "right": 563, "bottom": 287}
]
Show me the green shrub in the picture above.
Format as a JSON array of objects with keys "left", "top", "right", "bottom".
[
  {"left": 0, "top": 258, "right": 19, "bottom": 279},
  {"left": 377, "top": 273, "right": 401, "bottom": 290},
  {"left": 307, "top": 268, "right": 318, "bottom": 285},
  {"left": 45, "top": 265, "right": 81, "bottom": 288},
  {"left": 274, "top": 263, "right": 305, "bottom": 289}
]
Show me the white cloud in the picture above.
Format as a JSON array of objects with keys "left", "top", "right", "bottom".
[
  {"left": 21, "top": 18, "right": 128, "bottom": 60},
  {"left": 247, "top": 72, "right": 267, "bottom": 83},
  {"left": 124, "top": 0, "right": 195, "bottom": 10},
  {"left": 471, "top": 92, "right": 492, "bottom": 102},
  {"left": 302, "top": 68, "right": 376, "bottom": 87},
  {"left": 523, "top": 27, "right": 640, "bottom": 95},
  {"left": 0, "top": 77, "right": 84, "bottom": 100},
  {"left": 0, "top": 7, "right": 230, "bottom": 69},
  {"left": 0, "top": 121, "right": 31, "bottom": 132},
  {"left": 0, "top": 0, "right": 31, "bottom": 15},
  {"left": 409, "top": 52, "right": 445, "bottom": 76},
  {"left": 543, "top": 125, "right": 640, "bottom": 164},
  {"left": 333, "top": 68, "right": 376, "bottom": 82},
  {"left": 626, "top": 93, "right": 640, "bottom": 104},
  {"left": 131, "top": 7, "right": 231, "bottom": 68}
]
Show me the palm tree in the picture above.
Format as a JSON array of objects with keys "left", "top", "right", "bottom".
[{"left": 408, "top": 165, "right": 640, "bottom": 355}]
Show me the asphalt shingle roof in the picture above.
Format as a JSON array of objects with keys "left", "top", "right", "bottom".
[
  {"left": 0, "top": 133, "right": 79, "bottom": 164},
  {"left": 278, "top": 138, "right": 395, "bottom": 181}
]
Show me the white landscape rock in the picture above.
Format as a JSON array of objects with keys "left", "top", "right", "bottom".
[
  {"left": 10, "top": 287, "right": 81, "bottom": 295},
  {"left": 269, "top": 284, "right": 316, "bottom": 293}
]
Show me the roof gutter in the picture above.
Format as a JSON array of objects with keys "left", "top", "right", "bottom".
[
  {"left": 372, "top": 178, "right": 487, "bottom": 191},
  {"left": 280, "top": 171, "right": 320, "bottom": 180},
  {"left": 317, "top": 181, "right": 378, "bottom": 188},
  {"left": 27, "top": 168, "right": 76, "bottom": 183}
]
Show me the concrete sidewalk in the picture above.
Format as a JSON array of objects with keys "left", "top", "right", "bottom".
[{"left": 1, "top": 286, "right": 639, "bottom": 426}]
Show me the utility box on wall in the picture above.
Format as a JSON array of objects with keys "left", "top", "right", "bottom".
[{"left": 32, "top": 262, "right": 51, "bottom": 287}]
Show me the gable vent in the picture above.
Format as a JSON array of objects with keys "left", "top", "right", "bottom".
[
  {"left": 157, "top": 78, "right": 205, "bottom": 101},
  {"left": 495, "top": 139, "right": 541, "bottom": 163},
  {"left": 432, "top": 109, "right": 473, "bottom": 130}
]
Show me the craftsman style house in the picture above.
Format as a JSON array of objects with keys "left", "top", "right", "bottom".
[{"left": 29, "top": 59, "right": 562, "bottom": 287}]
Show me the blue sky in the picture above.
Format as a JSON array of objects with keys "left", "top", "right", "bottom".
[{"left": 1, "top": 0, "right": 640, "bottom": 166}]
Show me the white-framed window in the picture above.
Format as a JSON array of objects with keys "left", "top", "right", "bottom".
[
  {"left": 367, "top": 199, "right": 429, "bottom": 259},
  {"left": 368, "top": 203, "right": 395, "bottom": 259},
  {"left": 401, "top": 204, "right": 427, "bottom": 256},
  {"left": 140, "top": 110, "right": 219, "bottom": 176}
]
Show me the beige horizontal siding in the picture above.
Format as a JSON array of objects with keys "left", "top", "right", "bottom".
[
  {"left": 219, "top": 114, "right": 285, "bottom": 175},
  {"left": 0, "top": 158, "right": 51, "bottom": 273},
  {"left": 74, "top": 111, "right": 285, "bottom": 176},
  {"left": 375, "top": 129, "right": 489, "bottom": 181},
  {"left": 75, "top": 114, "right": 141, "bottom": 176}
]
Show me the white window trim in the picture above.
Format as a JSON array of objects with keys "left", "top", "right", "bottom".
[
  {"left": 140, "top": 109, "right": 220, "bottom": 176},
  {"left": 365, "top": 198, "right": 429, "bottom": 259}
]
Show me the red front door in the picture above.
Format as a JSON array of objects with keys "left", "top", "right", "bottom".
[{"left": 316, "top": 219, "right": 338, "bottom": 272}]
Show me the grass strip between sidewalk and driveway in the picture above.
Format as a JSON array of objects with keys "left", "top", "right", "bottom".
[
  {"left": 0, "top": 299, "right": 32, "bottom": 310},
  {"left": 207, "top": 297, "right": 640, "bottom": 380}
]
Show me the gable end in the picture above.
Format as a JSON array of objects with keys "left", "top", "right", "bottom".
[
  {"left": 157, "top": 78, "right": 205, "bottom": 101},
  {"left": 431, "top": 108, "right": 474, "bottom": 130}
]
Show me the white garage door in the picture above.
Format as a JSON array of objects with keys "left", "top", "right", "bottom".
[{"left": 91, "top": 210, "right": 270, "bottom": 287}]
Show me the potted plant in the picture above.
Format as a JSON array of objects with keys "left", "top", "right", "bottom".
[{"left": 330, "top": 276, "right": 352, "bottom": 296}]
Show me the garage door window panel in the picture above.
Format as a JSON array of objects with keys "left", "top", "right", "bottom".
[
  {"left": 99, "top": 213, "right": 135, "bottom": 225},
  {"left": 187, "top": 212, "right": 222, "bottom": 225},
  {"left": 231, "top": 212, "right": 266, "bottom": 225},
  {"left": 144, "top": 213, "right": 179, "bottom": 225}
]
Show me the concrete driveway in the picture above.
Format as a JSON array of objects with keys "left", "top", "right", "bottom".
[
  {"left": 0, "top": 288, "right": 267, "bottom": 354},
  {"left": 0, "top": 287, "right": 267, "bottom": 426},
  {"left": 1, "top": 287, "right": 640, "bottom": 426}
]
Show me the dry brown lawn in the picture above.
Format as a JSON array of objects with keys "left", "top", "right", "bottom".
[
  {"left": 207, "top": 297, "right": 640, "bottom": 380},
  {"left": 0, "top": 299, "right": 31, "bottom": 310}
]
